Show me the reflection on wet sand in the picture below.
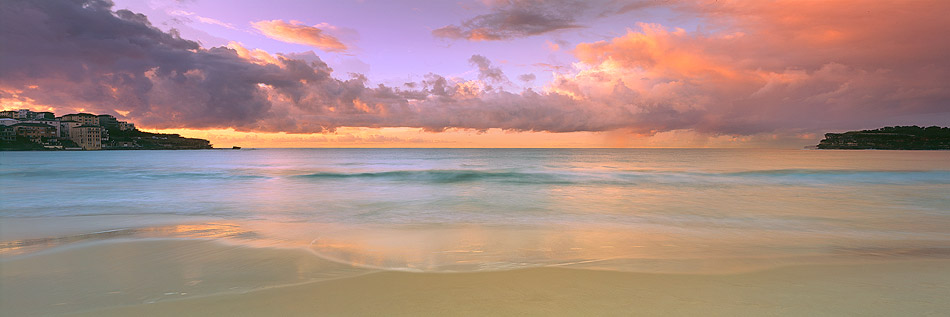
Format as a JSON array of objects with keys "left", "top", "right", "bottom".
[
  {"left": 244, "top": 221, "right": 950, "bottom": 274},
  {"left": 0, "top": 239, "right": 373, "bottom": 316},
  {"left": 6, "top": 219, "right": 950, "bottom": 275},
  {"left": 0, "top": 222, "right": 255, "bottom": 256},
  {"left": 3, "top": 218, "right": 950, "bottom": 316},
  {"left": 4, "top": 237, "right": 950, "bottom": 317}
]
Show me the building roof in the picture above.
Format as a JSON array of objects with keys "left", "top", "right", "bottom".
[{"left": 12, "top": 122, "right": 56, "bottom": 127}]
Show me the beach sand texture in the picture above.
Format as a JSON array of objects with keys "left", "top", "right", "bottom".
[
  {"left": 4, "top": 149, "right": 950, "bottom": 315},
  {"left": 3, "top": 239, "right": 948, "bottom": 316}
]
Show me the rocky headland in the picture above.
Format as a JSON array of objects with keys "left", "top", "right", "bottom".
[{"left": 816, "top": 126, "right": 950, "bottom": 150}]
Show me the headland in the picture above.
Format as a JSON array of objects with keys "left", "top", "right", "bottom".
[
  {"left": 816, "top": 126, "right": 950, "bottom": 150},
  {"left": 0, "top": 109, "right": 212, "bottom": 150}
]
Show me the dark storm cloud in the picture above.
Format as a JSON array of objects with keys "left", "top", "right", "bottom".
[
  {"left": 0, "top": 0, "right": 622, "bottom": 133},
  {"left": 432, "top": 0, "right": 587, "bottom": 41},
  {"left": 0, "top": 0, "right": 308, "bottom": 129},
  {"left": 431, "top": 0, "right": 676, "bottom": 41},
  {"left": 468, "top": 55, "right": 508, "bottom": 83}
]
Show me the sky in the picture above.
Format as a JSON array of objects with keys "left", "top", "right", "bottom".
[{"left": 1, "top": 0, "right": 948, "bottom": 148}]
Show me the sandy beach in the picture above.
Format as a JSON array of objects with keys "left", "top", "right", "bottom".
[
  {"left": 2, "top": 238, "right": 947, "bottom": 316},
  {"left": 3, "top": 150, "right": 949, "bottom": 315},
  {"left": 4, "top": 0, "right": 950, "bottom": 313}
]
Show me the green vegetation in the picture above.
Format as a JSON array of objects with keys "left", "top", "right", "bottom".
[
  {"left": 0, "top": 127, "right": 213, "bottom": 151},
  {"left": 1, "top": 109, "right": 214, "bottom": 150},
  {"left": 0, "top": 136, "right": 49, "bottom": 150},
  {"left": 107, "top": 128, "right": 213, "bottom": 150},
  {"left": 816, "top": 126, "right": 950, "bottom": 150}
]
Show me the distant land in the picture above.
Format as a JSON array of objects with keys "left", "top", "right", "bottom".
[
  {"left": 816, "top": 126, "right": 950, "bottom": 150},
  {"left": 0, "top": 109, "right": 212, "bottom": 151}
]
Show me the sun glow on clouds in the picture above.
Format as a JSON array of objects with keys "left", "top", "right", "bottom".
[
  {"left": 1, "top": 0, "right": 948, "bottom": 148},
  {"left": 227, "top": 42, "right": 282, "bottom": 65},
  {"left": 141, "top": 127, "right": 817, "bottom": 149},
  {"left": 545, "top": 2, "right": 950, "bottom": 136},
  {"left": 251, "top": 20, "right": 348, "bottom": 52},
  {"left": 143, "top": 127, "right": 604, "bottom": 148},
  {"left": 0, "top": 87, "right": 56, "bottom": 113}
]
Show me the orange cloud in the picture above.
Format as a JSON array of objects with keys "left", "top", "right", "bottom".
[
  {"left": 680, "top": 0, "right": 950, "bottom": 71},
  {"left": 551, "top": 0, "right": 950, "bottom": 135},
  {"left": 574, "top": 23, "right": 738, "bottom": 79},
  {"left": 252, "top": 20, "right": 347, "bottom": 52},
  {"left": 3, "top": 0, "right": 948, "bottom": 148},
  {"left": 227, "top": 41, "right": 281, "bottom": 66}
]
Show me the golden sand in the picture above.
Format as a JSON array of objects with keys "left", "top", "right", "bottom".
[{"left": 2, "top": 239, "right": 948, "bottom": 316}]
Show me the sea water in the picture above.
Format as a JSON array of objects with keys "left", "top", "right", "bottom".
[{"left": 2, "top": 148, "right": 949, "bottom": 273}]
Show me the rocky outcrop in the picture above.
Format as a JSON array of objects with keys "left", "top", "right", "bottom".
[{"left": 816, "top": 126, "right": 950, "bottom": 150}]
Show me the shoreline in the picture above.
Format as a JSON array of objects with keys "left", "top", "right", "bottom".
[
  {"left": 5, "top": 215, "right": 950, "bottom": 272},
  {"left": 93, "top": 260, "right": 947, "bottom": 316},
  {"left": 3, "top": 238, "right": 949, "bottom": 316},
  {"left": 0, "top": 239, "right": 950, "bottom": 316}
]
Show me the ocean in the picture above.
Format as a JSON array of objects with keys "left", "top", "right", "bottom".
[{"left": 2, "top": 148, "right": 949, "bottom": 315}]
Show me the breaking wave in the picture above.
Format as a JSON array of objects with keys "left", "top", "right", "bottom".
[{"left": 291, "top": 169, "right": 950, "bottom": 185}]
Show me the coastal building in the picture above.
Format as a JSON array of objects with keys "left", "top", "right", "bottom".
[
  {"left": 5, "top": 109, "right": 32, "bottom": 119},
  {"left": 33, "top": 112, "right": 55, "bottom": 120},
  {"left": 0, "top": 126, "right": 14, "bottom": 141},
  {"left": 0, "top": 109, "right": 51, "bottom": 120},
  {"left": 1, "top": 110, "right": 53, "bottom": 120},
  {"left": 118, "top": 121, "right": 136, "bottom": 131},
  {"left": 60, "top": 120, "right": 81, "bottom": 138},
  {"left": 98, "top": 114, "right": 118, "bottom": 128},
  {"left": 12, "top": 122, "right": 57, "bottom": 142},
  {"left": 16, "top": 109, "right": 34, "bottom": 119},
  {"left": 100, "top": 126, "right": 110, "bottom": 144},
  {"left": 18, "top": 119, "right": 61, "bottom": 136},
  {"left": 114, "top": 140, "right": 136, "bottom": 148},
  {"left": 69, "top": 125, "right": 102, "bottom": 150},
  {"left": 1, "top": 109, "right": 215, "bottom": 150},
  {"left": 0, "top": 109, "right": 210, "bottom": 150},
  {"left": 60, "top": 113, "right": 98, "bottom": 126}
]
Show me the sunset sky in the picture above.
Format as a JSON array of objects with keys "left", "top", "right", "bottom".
[{"left": 1, "top": 0, "right": 948, "bottom": 148}]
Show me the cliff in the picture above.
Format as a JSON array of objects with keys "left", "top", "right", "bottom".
[
  {"left": 108, "top": 129, "right": 213, "bottom": 150},
  {"left": 816, "top": 126, "right": 950, "bottom": 150}
]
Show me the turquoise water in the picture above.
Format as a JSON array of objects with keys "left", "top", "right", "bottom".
[{"left": 2, "top": 149, "right": 949, "bottom": 272}]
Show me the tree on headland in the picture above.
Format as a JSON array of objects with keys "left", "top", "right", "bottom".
[{"left": 816, "top": 126, "right": 950, "bottom": 150}]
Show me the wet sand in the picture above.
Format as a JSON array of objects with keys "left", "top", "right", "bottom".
[{"left": 2, "top": 239, "right": 948, "bottom": 316}]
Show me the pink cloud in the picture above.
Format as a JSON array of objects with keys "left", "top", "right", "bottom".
[
  {"left": 2, "top": 0, "right": 948, "bottom": 143},
  {"left": 554, "top": 0, "right": 950, "bottom": 134},
  {"left": 252, "top": 20, "right": 347, "bottom": 52}
]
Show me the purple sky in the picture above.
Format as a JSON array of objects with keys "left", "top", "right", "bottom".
[
  {"left": 1, "top": 0, "right": 948, "bottom": 147},
  {"left": 112, "top": 0, "right": 683, "bottom": 89}
]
